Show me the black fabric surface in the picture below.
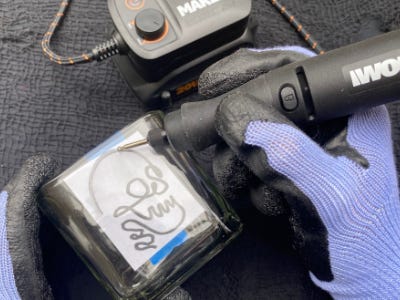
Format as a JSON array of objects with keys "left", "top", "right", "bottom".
[{"left": 1, "top": 0, "right": 400, "bottom": 299}]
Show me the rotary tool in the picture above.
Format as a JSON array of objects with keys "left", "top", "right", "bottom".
[{"left": 130, "top": 29, "right": 400, "bottom": 152}]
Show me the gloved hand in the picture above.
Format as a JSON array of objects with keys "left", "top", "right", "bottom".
[
  {"left": 199, "top": 46, "right": 321, "bottom": 217},
  {"left": 199, "top": 47, "right": 400, "bottom": 298},
  {"left": 0, "top": 155, "right": 191, "bottom": 300},
  {"left": 0, "top": 154, "right": 57, "bottom": 299}
]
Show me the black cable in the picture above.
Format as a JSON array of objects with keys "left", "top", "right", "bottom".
[
  {"left": 269, "top": 0, "right": 325, "bottom": 55},
  {"left": 42, "top": 0, "right": 123, "bottom": 65}
]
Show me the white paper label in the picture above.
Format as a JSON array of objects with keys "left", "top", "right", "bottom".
[{"left": 64, "top": 132, "right": 205, "bottom": 270}]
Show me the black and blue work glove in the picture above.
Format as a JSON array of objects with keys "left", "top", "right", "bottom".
[
  {"left": 199, "top": 46, "right": 318, "bottom": 216},
  {"left": 0, "top": 154, "right": 57, "bottom": 299},
  {"left": 0, "top": 155, "right": 191, "bottom": 300},
  {"left": 199, "top": 47, "right": 400, "bottom": 298}
]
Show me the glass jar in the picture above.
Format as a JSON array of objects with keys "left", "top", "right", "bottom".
[{"left": 40, "top": 111, "right": 242, "bottom": 300}]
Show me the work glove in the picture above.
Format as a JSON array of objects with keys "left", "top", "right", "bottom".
[
  {"left": 199, "top": 46, "right": 320, "bottom": 217},
  {"left": 0, "top": 154, "right": 57, "bottom": 299},
  {"left": 199, "top": 47, "right": 400, "bottom": 298},
  {"left": 0, "top": 154, "right": 191, "bottom": 300}
]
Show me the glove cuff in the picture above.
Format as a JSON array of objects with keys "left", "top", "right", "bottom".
[{"left": 0, "top": 191, "right": 21, "bottom": 299}]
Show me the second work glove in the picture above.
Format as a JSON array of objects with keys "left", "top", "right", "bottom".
[{"left": 199, "top": 47, "right": 400, "bottom": 298}]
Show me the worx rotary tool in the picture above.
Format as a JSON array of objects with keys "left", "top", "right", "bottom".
[{"left": 140, "top": 29, "right": 400, "bottom": 152}]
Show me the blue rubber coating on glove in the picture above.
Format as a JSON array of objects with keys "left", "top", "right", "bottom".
[
  {"left": 248, "top": 45, "right": 317, "bottom": 57},
  {"left": 0, "top": 191, "right": 20, "bottom": 300},
  {"left": 244, "top": 105, "right": 400, "bottom": 299}
]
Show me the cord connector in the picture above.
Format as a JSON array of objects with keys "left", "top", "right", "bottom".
[
  {"left": 42, "top": 0, "right": 127, "bottom": 65},
  {"left": 92, "top": 35, "right": 121, "bottom": 62}
]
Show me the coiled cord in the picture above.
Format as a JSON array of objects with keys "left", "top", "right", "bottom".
[
  {"left": 270, "top": 0, "right": 325, "bottom": 55},
  {"left": 42, "top": 0, "right": 122, "bottom": 65}
]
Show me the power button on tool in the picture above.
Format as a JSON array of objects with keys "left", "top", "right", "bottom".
[
  {"left": 125, "top": 0, "right": 145, "bottom": 10},
  {"left": 135, "top": 9, "right": 166, "bottom": 40},
  {"left": 280, "top": 86, "right": 298, "bottom": 111}
]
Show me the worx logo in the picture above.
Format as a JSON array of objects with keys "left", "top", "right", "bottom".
[
  {"left": 350, "top": 56, "right": 400, "bottom": 87},
  {"left": 177, "top": 0, "right": 221, "bottom": 17}
]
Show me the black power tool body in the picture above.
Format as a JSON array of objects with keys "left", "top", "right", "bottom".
[{"left": 160, "top": 29, "right": 400, "bottom": 151}]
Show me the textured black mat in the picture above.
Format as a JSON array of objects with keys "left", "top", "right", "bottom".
[{"left": 1, "top": 0, "right": 400, "bottom": 299}]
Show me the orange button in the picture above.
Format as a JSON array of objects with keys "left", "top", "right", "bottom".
[{"left": 125, "top": 0, "right": 145, "bottom": 10}]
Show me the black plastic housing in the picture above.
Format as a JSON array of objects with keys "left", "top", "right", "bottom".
[
  {"left": 108, "top": 0, "right": 256, "bottom": 107},
  {"left": 164, "top": 29, "right": 400, "bottom": 151}
]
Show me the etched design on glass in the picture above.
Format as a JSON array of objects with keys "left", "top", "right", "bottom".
[{"left": 89, "top": 149, "right": 187, "bottom": 251}]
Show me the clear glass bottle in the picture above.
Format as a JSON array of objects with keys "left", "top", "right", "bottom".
[{"left": 40, "top": 111, "right": 242, "bottom": 300}]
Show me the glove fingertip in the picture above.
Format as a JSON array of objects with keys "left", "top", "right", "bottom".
[
  {"left": 25, "top": 153, "right": 59, "bottom": 178},
  {"left": 198, "top": 69, "right": 249, "bottom": 98},
  {"left": 5, "top": 154, "right": 59, "bottom": 194},
  {"left": 198, "top": 48, "right": 254, "bottom": 98},
  {"left": 197, "top": 70, "right": 222, "bottom": 98}
]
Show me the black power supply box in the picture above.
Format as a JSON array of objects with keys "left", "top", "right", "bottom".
[
  {"left": 108, "top": 0, "right": 256, "bottom": 107},
  {"left": 43, "top": 1, "right": 327, "bottom": 108}
]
